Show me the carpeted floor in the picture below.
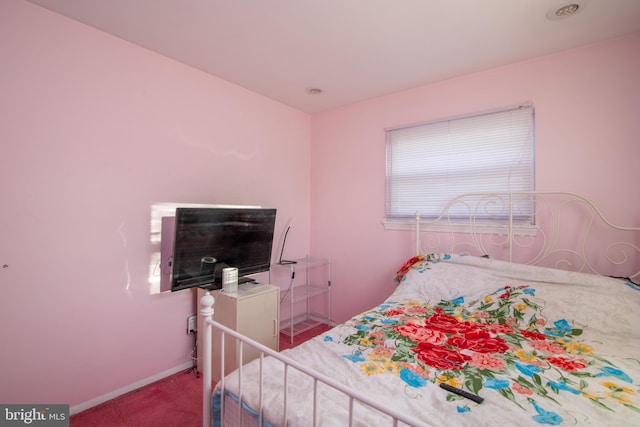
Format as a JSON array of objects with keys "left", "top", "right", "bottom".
[
  {"left": 70, "top": 369, "right": 203, "bottom": 427},
  {"left": 70, "top": 324, "right": 331, "bottom": 426}
]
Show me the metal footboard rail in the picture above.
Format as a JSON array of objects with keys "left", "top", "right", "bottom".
[{"left": 200, "top": 291, "right": 428, "bottom": 427}]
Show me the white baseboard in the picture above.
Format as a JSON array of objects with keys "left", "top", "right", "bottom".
[{"left": 70, "top": 361, "right": 193, "bottom": 415}]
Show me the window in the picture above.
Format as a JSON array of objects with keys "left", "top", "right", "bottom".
[{"left": 385, "top": 104, "right": 534, "bottom": 225}]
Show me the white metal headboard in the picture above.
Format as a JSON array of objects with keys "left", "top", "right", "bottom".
[{"left": 415, "top": 192, "right": 640, "bottom": 283}]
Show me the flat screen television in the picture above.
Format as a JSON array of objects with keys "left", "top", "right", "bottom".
[{"left": 170, "top": 207, "right": 277, "bottom": 292}]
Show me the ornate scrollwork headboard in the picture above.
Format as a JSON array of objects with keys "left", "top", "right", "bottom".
[{"left": 415, "top": 192, "right": 640, "bottom": 283}]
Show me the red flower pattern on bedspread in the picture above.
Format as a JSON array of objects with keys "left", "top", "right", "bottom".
[
  {"left": 424, "top": 311, "right": 480, "bottom": 334},
  {"left": 413, "top": 342, "right": 471, "bottom": 370},
  {"left": 393, "top": 255, "right": 426, "bottom": 284},
  {"left": 447, "top": 331, "right": 510, "bottom": 354},
  {"left": 395, "top": 323, "right": 446, "bottom": 343},
  {"left": 337, "top": 256, "right": 640, "bottom": 426}
]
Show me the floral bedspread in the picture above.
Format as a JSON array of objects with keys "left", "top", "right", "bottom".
[
  {"left": 330, "top": 254, "right": 640, "bottom": 426},
  {"left": 215, "top": 254, "right": 640, "bottom": 426}
]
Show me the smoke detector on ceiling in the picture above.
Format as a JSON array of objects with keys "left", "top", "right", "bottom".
[{"left": 546, "top": 1, "right": 586, "bottom": 21}]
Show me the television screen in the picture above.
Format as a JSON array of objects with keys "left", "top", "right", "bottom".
[{"left": 170, "top": 207, "right": 276, "bottom": 292}]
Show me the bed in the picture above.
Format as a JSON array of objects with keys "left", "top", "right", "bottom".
[{"left": 200, "top": 192, "right": 640, "bottom": 426}]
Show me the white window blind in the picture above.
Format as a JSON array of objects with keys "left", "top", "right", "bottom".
[{"left": 385, "top": 105, "right": 534, "bottom": 221}]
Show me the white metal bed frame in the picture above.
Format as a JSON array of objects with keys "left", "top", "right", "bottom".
[
  {"left": 200, "top": 191, "right": 640, "bottom": 426},
  {"left": 414, "top": 191, "right": 639, "bottom": 282},
  {"left": 200, "top": 299, "right": 428, "bottom": 426}
]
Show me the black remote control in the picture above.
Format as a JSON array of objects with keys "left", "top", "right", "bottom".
[{"left": 439, "top": 383, "right": 484, "bottom": 404}]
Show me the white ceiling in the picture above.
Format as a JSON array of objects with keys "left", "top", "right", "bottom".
[{"left": 25, "top": 0, "right": 640, "bottom": 113}]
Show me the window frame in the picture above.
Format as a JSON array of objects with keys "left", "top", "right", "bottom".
[{"left": 383, "top": 104, "right": 535, "bottom": 231}]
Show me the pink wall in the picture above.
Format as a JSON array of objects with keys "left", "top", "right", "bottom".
[
  {"left": 0, "top": 0, "right": 311, "bottom": 409},
  {"left": 310, "top": 32, "right": 640, "bottom": 323},
  {"left": 3, "top": 0, "right": 639, "bottom": 412}
]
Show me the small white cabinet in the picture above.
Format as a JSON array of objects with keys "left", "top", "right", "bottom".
[
  {"left": 270, "top": 257, "right": 331, "bottom": 344},
  {"left": 197, "top": 284, "right": 279, "bottom": 382}
]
